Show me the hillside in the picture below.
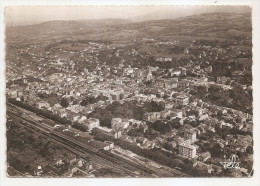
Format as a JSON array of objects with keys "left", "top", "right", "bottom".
[{"left": 5, "top": 12, "right": 251, "bottom": 44}]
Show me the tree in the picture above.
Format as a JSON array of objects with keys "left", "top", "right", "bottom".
[
  {"left": 246, "top": 146, "right": 253, "bottom": 154},
  {"left": 151, "top": 101, "right": 165, "bottom": 112},
  {"left": 80, "top": 96, "right": 98, "bottom": 106},
  {"left": 89, "top": 108, "right": 114, "bottom": 128},
  {"left": 73, "top": 122, "right": 88, "bottom": 132},
  {"left": 163, "top": 142, "right": 175, "bottom": 151},
  {"left": 153, "top": 120, "right": 172, "bottom": 134},
  {"left": 60, "top": 97, "right": 69, "bottom": 108},
  {"left": 209, "top": 143, "right": 223, "bottom": 157},
  {"left": 226, "top": 78, "right": 232, "bottom": 85}
]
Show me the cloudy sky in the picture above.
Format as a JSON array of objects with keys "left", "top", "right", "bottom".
[{"left": 5, "top": 5, "right": 251, "bottom": 26}]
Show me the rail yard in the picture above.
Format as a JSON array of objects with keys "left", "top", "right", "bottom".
[{"left": 7, "top": 103, "right": 187, "bottom": 177}]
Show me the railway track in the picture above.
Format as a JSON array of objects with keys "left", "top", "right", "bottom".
[
  {"left": 49, "top": 130, "right": 145, "bottom": 176},
  {"left": 8, "top": 112, "right": 136, "bottom": 175},
  {"left": 7, "top": 103, "right": 189, "bottom": 177},
  {"left": 98, "top": 150, "right": 154, "bottom": 175},
  {"left": 7, "top": 104, "right": 186, "bottom": 177},
  {"left": 7, "top": 109, "right": 148, "bottom": 177}
]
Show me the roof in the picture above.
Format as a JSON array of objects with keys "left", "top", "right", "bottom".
[
  {"left": 88, "top": 140, "right": 109, "bottom": 150},
  {"left": 179, "top": 141, "right": 196, "bottom": 150},
  {"left": 200, "top": 151, "right": 211, "bottom": 158},
  {"left": 184, "top": 129, "right": 196, "bottom": 135},
  {"left": 184, "top": 124, "right": 193, "bottom": 129}
]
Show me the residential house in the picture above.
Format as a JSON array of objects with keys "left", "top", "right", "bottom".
[
  {"left": 198, "top": 114, "right": 209, "bottom": 121},
  {"left": 170, "top": 109, "right": 183, "bottom": 119},
  {"left": 178, "top": 80, "right": 190, "bottom": 88},
  {"left": 217, "top": 76, "right": 227, "bottom": 84},
  {"left": 198, "top": 152, "right": 211, "bottom": 162},
  {"left": 155, "top": 56, "right": 173, "bottom": 62},
  {"left": 36, "top": 101, "right": 50, "bottom": 109},
  {"left": 165, "top": 79, "right": 178, "bottom": 89},
  {"left": 8, "top": 90, "right": 17, "bottom": 98},
  {"left": 160, "top": 109, "right": 171, "bottom": 119},
  {"left": 175, "top": 95, "right": 189, "bottom": 106},
  {"left": 220, "top": 121, "right": 233, "bottom": 129},
  {"left": 143, "top": 112, "right": 161, "bottom": 122},
  {"left": 135, "top": 137, "right": 148, "bottom": 146}
]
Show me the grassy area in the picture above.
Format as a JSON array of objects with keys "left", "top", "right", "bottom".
[{"left": 6, "top": 119, "right": 75, "bottom": 176}]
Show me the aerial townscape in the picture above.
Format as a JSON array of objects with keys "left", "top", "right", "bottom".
[{"left": 5, "top": 8, "right": 253, "bottom": 178}]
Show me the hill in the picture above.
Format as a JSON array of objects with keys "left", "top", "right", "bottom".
[{"left": 5, "top": 12, "right": 251, "bottom": 44}]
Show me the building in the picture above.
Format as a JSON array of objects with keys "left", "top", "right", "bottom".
[
  {"left": 198, "top": 152, "right": 211, "bottom": 162},
  {"left": 111, "top": 93, "right": 120, "bottom": 101},
  {"left": 155, "top": 56, "right": 173, "bottom": 62},
  {"left": 205, "top": 66, "right": 212, "bottom": 73},
  {"left": 155, "top": 79, "right": 165, "bottom": 87},
  {"left": 104, "top": 141, "right": 114, "bottom": 150},
  {"left": 170, "top": 109, "right": 183, "bottom": 119},
  {"left": 128, "top": 119, "right": 143, "bottom": 127},
  {"left": 179, "top": 141, "right": 197, "bottom": 159},
  {"left": 143, "top": 112, "right": 161, "bottom": 122},
  {"left": 184, "top": 130, "right": 196, "bottom": 143},
  {"left": 113, "top": 131, "right": 122, "bottom": 139},
  {"left": 198, "top": 114, "right": 209, "bottom": 121},
  {"left": 8, "top": 90, "right": 17, "bottom": 98},
  {"left": 84, "top": 118, "right": 100, "bottom": 131},
  {"left": 178, "top": 80, "right": 190, "bottom": 88},
  {"left": 196, "top": 161, "right": 213, "bottom": 173},
  {"left": 175, "top": 95, "right": 189, "bottom": 105},
  {"left": 135, "top": 137, "right": 148, "bottom": 145},
  {"left": 217, "top": 76, "right": 228, "bottom": 84},
  {"left": 170, "top": 70, "right": 181, "bottom": 77},
  {"left": 183, "top": 48, "right": 189, "bottom": 55},
  {"left": 160, "top": 109, "right": 171, "bottom": 119},
  {"left": 111, "top": 118, "right": 129, "bottom": 130},
  {"left": 17, "top": 91, "right": 23, "bottom": 97},
  {"left": 220, "top": 121, "right": 233, "bottom": 129},
  {"left": 114, "top": 80, "right": 122, "bottom": 85},
  {"left": 36, "top": 101, "right": 50, "bottom": 109},
  {"left": 88, "top": 140, "right": 113, "bottom": 151},
  {"left": 165, "top": 79, "right": 178, "bottom": 89},
  {"left": 111, "top": 118, "right": 122, "bottom": 128}
]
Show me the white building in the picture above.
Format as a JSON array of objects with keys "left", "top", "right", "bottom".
[
  {"left": 179, "top": 141, "right": 197, "bottom": 158},
  {"left": 84, "top": 118, "right": 100, "bottom": 131},
  {"left": 111, "top": 118, "right": 129, "bottom": 130}
]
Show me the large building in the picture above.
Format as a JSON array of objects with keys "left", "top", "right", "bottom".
[{"left": 179, "top": 141, "right": 197, "bottom": 159}]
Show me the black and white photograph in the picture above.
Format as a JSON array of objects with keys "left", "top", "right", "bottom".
[{"left": 0, "top": 2, "right": 259, "bottom": 182}]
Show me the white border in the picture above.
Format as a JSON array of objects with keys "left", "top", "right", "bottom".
[{"left": 0, "top": 1, "right": 259, "bottom": 186}]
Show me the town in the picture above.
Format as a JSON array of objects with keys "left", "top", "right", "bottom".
[{"left": 6, "top": 11, "right": 253, "bottom": 177}]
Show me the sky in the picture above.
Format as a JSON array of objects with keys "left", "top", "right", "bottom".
[{"left": 5, "top": 5, "right": 251, "bottom": 26}]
